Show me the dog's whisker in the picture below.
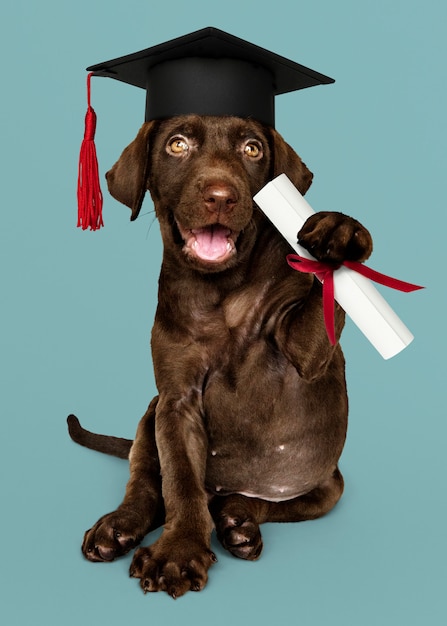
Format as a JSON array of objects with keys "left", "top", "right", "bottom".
[{"left": 140, "top": 212, "right": 158, "bottom": 239}]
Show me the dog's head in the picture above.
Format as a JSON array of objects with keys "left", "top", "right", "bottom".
[{"left": 106, "top": 115, "right": 313, "bottom": 272}]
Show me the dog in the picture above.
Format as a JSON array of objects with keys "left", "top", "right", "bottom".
[{"left": 68, "top": 113, "right": 373, "bottom": 598}]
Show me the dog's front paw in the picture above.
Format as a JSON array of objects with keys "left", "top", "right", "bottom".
[
  {"left": 129, "top": 535, "right": 217, "bottom": 598},
  {"left": 82, "top": 507, "right": 148, "bottom": 562},
  {"left": 298, "top": 211, "right": 373, "bottom": 264}
]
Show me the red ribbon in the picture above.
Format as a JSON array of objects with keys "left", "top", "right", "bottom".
[{"left": 286, "top": 254, "right": 424, "bottom": 346}]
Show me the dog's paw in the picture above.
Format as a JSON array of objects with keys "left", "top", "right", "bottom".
[
  {"left": 215, "top": 512, "right": 263, "bottom": 561},
  {"left": 129, "top": 536, "right": 217, "bottom": 598},
  {"left": 298, "top": 211, "right": 373, "bottom": 265},
  {"left": 82, "top": 508, "right": 147, "bottom": 562}
]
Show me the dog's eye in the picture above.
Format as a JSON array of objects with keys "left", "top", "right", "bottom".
[
  {"left": 243, "top": 142, "right": 262, "bottom": 159},
  {"left": 167, "top": 137, "right": 189, "bottom": 155}
]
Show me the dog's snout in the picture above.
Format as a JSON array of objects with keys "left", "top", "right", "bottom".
[{"left": 203, "top": 185, "right": 238, "bottom": 214}]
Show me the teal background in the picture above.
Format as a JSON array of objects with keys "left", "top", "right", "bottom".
[{"left": 1, "top": 1, "right": 445, "bottom": 624}]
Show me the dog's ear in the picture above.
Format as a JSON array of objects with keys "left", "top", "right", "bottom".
[
  {"left": 106, "top": 121, "right": 157, "bottom": 221},
  {"left": 269, "top": 128, "right": 313, "bottom": 195}
]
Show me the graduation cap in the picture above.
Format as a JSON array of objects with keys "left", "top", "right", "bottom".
[{"left": 77, "top": 27, "right": 334, "bottom": 231}]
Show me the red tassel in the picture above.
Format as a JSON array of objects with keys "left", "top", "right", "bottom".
[{"left": 77, "top": 72, "right": 104, "bottom": 231}]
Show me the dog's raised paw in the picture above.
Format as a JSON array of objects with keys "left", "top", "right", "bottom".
[{"left": 298, "top": 211, "right": 373, "bottom": 264}]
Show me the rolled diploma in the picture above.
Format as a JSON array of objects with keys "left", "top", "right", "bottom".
[{"left": 253, "top": 174, "right": 414, "bottom": 359}]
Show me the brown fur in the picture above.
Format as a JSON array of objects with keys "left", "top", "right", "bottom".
[{"left": 69, "top": 115, "right": 372, "bottom": 597}]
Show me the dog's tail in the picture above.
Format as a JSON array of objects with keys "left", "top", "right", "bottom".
[{"left": 67, "top": 414, "right": 133, "bottom": 459}]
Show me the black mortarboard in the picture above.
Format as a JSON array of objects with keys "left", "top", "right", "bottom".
[
  {"left": 86, "top": 26, "right": 334, "bottom": 128},
  {"left": 77, "top": 27, "right": 334, "bottom": 231}
]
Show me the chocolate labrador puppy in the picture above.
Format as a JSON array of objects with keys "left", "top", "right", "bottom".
[{"left": 68, "top": 114, "right": 372, "bottom": 597}]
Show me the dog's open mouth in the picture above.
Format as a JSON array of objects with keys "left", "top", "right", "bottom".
[{"left": 178, "top": 223, "right": 238, "bottom": 264}]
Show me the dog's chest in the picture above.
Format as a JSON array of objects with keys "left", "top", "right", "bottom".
[{"left": 223, "top": 283, "right": 268, "bottom": 326}]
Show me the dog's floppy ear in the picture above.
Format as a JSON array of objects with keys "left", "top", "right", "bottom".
[
  {"left": 269, "top": 128, "right": 313, "bottom": 195},
  {"left": 106, "top": 121, "right": 157, "bottom": 221}
]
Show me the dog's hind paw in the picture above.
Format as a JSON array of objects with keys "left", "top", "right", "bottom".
[
  {"left": 210, "top": 494, "right": 264, "bottom": 560},
  {"left": 82, "top": 508, "right": 148, "bottom": 562},
  {"left": 215, "top": 513, "right": 263, "bottom": 561}
]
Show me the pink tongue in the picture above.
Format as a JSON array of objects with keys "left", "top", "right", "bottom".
[{"left": 193, "top": 226, "right": 230, "bottom": 260}]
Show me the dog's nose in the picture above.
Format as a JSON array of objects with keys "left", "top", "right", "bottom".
[{"left": 203, "top": 185, "right": 238, "bottom": 214}]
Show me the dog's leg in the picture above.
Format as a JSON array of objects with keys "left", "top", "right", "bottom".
[
  {"left": 128, "top": 395, "right": 216, "bottom": 598},
  {"left": 211, "top": 468, "right": 344, "bottom": 560},
  {"left": 277, "top": 211, "right": 373, "bottom": 381},
  {"left": 82, "top": 397, "right": 164, "bottom": 562}
]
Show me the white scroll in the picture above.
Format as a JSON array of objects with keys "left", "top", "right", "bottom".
[{"left": 254, "top": 174, "right": 420, "bottom": 359}]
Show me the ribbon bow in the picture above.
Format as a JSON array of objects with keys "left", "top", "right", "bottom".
[{"left": 286, "top": 254, "right": 424, "bottom": 346}]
